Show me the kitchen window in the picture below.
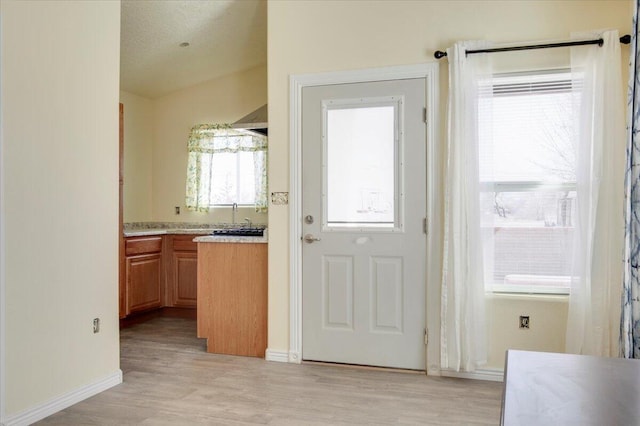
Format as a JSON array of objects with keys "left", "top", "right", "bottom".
[
  {"left": 185, "top": 125, "right": 268, "bottom": 212},
  {"left": 479, "top": 71, "right": 576, "bottom": 294}
]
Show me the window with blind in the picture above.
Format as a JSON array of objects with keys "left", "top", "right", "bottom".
[{"left": 479, "top": 71, "right": 576, "bottom": 294}]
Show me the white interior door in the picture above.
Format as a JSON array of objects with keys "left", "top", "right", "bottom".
[{"left": 301, "top": 78, "right": 427, "bottom": 370}]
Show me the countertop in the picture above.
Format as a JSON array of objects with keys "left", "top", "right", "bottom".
[
  {"left": 193, "top": 232, "right": 267, "bottom": 244},
  {"left": 123, "top": 222, "right": 268, "bottom": 243}
]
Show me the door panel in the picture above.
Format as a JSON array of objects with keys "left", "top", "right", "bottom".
[
  {"left": 302, "top": 78, "right": 427, "bottom": 370},
  {"left": 323, "top": 255, "right": 354, "bottom": 329},
  {"left": 370, "top": 256, "right": 403, "bottom": 333}
]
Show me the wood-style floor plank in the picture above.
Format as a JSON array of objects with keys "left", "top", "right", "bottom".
[{"left": 37, "top": 317, "right": 503, "bottom": 425}]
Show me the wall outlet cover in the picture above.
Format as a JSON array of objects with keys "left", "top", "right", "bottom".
[{"left": 519, "top": 315, "right": 530, "bottom": 329}]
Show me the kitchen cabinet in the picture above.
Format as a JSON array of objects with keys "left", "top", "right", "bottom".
[
  {"left": 120, "top": 233, "right": 207, "bottom": 320},
  {"left": 166, "top": 235, "right": 200, "bottom": 308},
  {"left": 124, "top": 236, "right": 163, "bottom": 315},
  {"left": 197, "top": 242, "right": 267, "bottom": 357}
]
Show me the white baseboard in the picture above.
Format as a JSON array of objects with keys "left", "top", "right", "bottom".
[
  {"left": 265, "top": 349, "right": 289, "bottom": 363},
  {"left": 2, "top": 369, "right": 122, "bottom": 426},
  {"left": 440, "top": 368, "right": 504, "bottom": 382}
]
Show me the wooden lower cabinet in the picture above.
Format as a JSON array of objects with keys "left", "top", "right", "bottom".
[
  {"left": 126, "top": 253, "right": 162, "bottom": 314},
  {"left": 168, "top": 235, "right": 200, "bottom": 308},
  {"left": 197, "top": 242, "right": 268, "bottom": 358},
  {"left": 124, "top": 236, "right": 163, "bottom": 316},
  {"left": 121, "top": 234, "right": 204, "bottom": 319}
]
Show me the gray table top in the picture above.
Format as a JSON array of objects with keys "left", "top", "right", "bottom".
[{"left": 501, "top": 350, "right": 640, "bottom": 426}]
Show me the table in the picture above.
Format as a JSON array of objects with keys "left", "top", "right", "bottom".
[{"left": 501, "top": 350, "right": 640, "bottom": 425}]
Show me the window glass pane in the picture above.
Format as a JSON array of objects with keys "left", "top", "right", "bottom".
[
  {"left": 326, "top": 105, "right": 396, "bottom": 227},
  {"left": 211, "top": 153, "right": 237, "bottom": 205},
  {"left": 480, "top": 190, "right": 576, "bottom": 228},
  {"left": 479, "top": 76, "right": 576, "bottom": 184},
  {"left": 210, "top": 152, "right": 256, "bottom": 205},
  {"left": 481, "top": 191, "right": 575, "bottom": 292},
  {"left": 237, "top": 152, "right": 256, "bottom": 205}
]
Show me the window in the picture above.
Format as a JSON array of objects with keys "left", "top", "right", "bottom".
[
  {"left": 206, "top": 151, "right": 257, "bottom": 205},
  {"left": 185, "top": 125, "right": 268, "bottom": 212},
  {"left": 479, "top": 71, "right": 576, "bottom": 294},
  {"left": 324, "top": 100, "right": 400, "bottom": 229}
]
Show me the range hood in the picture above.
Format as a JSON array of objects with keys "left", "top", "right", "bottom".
[{"left": 231, "top": 104, "right": 268, "bottom": 136}]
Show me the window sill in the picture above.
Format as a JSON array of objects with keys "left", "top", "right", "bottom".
[{"left": 485, "top": 292, "right": 569, "bottom": 302}]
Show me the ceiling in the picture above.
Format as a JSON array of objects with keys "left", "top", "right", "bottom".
[{"left": 120, "top": 0, "right": 267, "bottom": 99}]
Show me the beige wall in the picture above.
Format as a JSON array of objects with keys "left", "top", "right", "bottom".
[
  {"left": 152, "top": 64, "right": 268, "bottom": 224},
  {"left": 120, "top": 91, "right": 154, "bottom": 222},
  {"left": 267, "top": 0, "right": 632, "bottom": 371},
  {"left": 486, "top": 295, "right": 569, "bottom": 369},
  {"left": 2, "top": 0, "right": 121, "bottom": 417}
]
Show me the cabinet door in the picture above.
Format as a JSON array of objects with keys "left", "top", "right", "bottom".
[
  {"left": 172, "top": 251, "right": 198, "bottom": 308},
  {"left": 126, "top": 253, "right": 162, "bottom": 315}
]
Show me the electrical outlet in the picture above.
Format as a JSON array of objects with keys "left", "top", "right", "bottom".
[
  {"left": 93, "top": 318, "right": 100, "bottom": 333},
  {"left": 175, "top": 206, "right": 180, "bottom": 215},
  {"left": 519, "top": 315, "right": 530, "bottom": 329}
]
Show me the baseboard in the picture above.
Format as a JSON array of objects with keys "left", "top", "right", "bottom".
[
  {"left": 265, "top": 349, "right": 289, "bottom": 363},
  {"left": 119, "top": 306, "right": 196, "bottom": 329},
  {"left": 2, "top": 370, "right": 122, "bottom": 426},
  {"left": 440, "top": 368, "right": 504, "bottom": 382}
]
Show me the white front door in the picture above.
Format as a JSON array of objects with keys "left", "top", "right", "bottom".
[{"left": 301, "top": 78, "right": 427, "bottom": 370}]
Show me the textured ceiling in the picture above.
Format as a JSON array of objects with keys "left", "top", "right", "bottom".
[{"left": 120, "top": 0, "right": 267, "bottom": 99}]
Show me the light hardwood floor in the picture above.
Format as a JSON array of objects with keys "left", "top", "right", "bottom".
[{"left": 37, "top": 317, "right": 503, "bottom": 425}]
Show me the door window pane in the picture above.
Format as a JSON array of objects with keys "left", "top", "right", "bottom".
[{"left": 326, "top": 105, "right": 396, "bottom": 227}]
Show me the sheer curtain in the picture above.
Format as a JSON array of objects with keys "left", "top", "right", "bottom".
[
  {"left": 185, "top": 124, "right": 268, "bottom": 213},
  {"left": 441, "top": 41, "right": 492, "bottom": 372},
  {"left": 622, "top": 1, "right": 640, "bottom": 359},
  {"left": 565, "top": 30, "right": 626, "bottom": 357}
]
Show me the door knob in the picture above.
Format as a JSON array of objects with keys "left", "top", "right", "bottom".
[{"left": 303, "top": 234, "right": 321, "bottom": 243}]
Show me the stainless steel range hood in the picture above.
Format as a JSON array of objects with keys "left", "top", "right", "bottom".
[{"left": 231, "top": 104, "right": 268, "bottom": 136}]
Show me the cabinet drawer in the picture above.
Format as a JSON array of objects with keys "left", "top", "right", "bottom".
[
  {"left": 125, "top": 236, "right": 163, "bottom": 256},
  {"left": 172, "top": 235, "right": 201, "bottom": 252}
]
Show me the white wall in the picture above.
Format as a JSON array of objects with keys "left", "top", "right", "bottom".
[
  {"left": 1, "top": 0, "right": 121, "bottom": 418},
  {"left": 120, "top": 90, "right": 154, "bottom": 222},
  {"left": 150, "top": 64, "right": 268, "bottom": 225},
  {"left": 120, "top": 65, "right": 268, "bottom": 226},
  {"left": 486, "top": 295, "right": 568, "bottom": 369},
  {"left": 267, "top": 0, "right": 632, "bottom": 372}
]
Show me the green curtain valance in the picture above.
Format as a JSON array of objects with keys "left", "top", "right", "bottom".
[{"left": 185, "top": 124, "right": 268, "bottom": 213}]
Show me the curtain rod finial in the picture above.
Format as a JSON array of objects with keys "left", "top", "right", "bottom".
[
  {"left": 434, "top": 50, "right": 448, "bottom": 59},
  {"left": 620, "top": 34, "right": 631, "bottom": 45}
]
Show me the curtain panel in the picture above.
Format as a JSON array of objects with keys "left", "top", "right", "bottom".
[
  {"left": 565, "top": 30, "right": 626, "bottom": 357},
  {"left": 441, "top": 41, "right": 492, "bottom": 373},
  {"left": 622, "top": 0, "right": 640, "bottom": 359},
  {"left": 185, "top": 124, "right": 268, "bottom": 213}
]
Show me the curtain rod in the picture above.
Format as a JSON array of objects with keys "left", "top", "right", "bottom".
[{"left": 433, "top": 34, "right": 631, "bottom": 59}]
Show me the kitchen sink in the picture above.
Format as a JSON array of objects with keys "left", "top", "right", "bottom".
[{"left": 212, "top": 227, "right": 264, "bottom": 237}]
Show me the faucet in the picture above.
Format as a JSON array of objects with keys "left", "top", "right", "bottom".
[
  {"left": 231, "top": 203, "right": 238, "bottom": 225},
  {"left": 244, "top": 217, "right": 252, "bottom": 228}
]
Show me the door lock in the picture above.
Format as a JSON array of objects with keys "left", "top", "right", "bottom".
[
  {"left": 304, "top": 215, "right": 314, "bottom": 224},
  {"left": 303, "top": 234, "right": 321, "bottom": 244}
]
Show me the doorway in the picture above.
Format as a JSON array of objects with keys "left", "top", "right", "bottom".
[{"left": 290, "top": 64, "right": 439, "bottom": 370}]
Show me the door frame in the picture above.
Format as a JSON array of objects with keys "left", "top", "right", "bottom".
[{"left": 288, "top": 63, "right": 440, "bottom": 372}]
